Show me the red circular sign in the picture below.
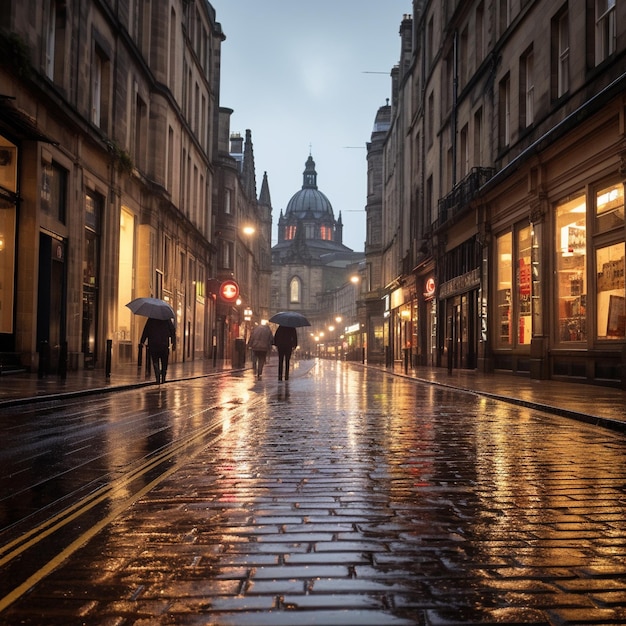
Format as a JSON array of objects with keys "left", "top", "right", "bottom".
[{"left": 220, "top": 280, "right": 239, "bottom": 302}]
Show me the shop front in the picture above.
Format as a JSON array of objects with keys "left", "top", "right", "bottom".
[
  {"left": 439, "top": 268, "right": 480, "bottom": 371},
  {"left": 386, "top": 283, "right": 418, "bottom": 369},
  {"left": 492, "top": 180, "right": 625, "bottom": 386}
]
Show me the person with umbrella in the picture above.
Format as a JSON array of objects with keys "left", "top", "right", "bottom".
[
  {"left": 247, "top": 322, "right": 274, "bottom": 380},
  {"left": 140, "top": 317, "right": 176, "bottom": 384},
  {"left": 273, "top": 325, "right": 298, "bottom": 381},
  {"left": 268, "top": 311, "right": 310, "bottom": 382}
]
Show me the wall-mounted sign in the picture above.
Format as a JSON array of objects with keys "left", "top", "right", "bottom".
[
  {"left": 424, "top": 276, "right": 436, "bottom": 298},
  {"left": 219, "top": 279, "right": 239, "bottom": 302}
]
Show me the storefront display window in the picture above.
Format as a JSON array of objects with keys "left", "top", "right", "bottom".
[
  {"left": 596, "top": 242, "right": 625, "bottom": 339},
  {"left": 556, "top": 194, "right": 586, "bottom": 342},
  {"left": 496, "top": 232, "right": 512, "bottom": 346},
  {"left": 517, "top": 225, "right": 532, "bottom": 344},
  {"left": 0, "top": 204, "right": 16, "bottom": 334}
]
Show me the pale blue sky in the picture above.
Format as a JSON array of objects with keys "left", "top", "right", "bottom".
[{"left": 211, "top": 1, "right": 411, "bottom": 251}]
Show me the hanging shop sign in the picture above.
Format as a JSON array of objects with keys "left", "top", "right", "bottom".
[{"left": 219, "top": 279, "right": 240, "bottom": 302}]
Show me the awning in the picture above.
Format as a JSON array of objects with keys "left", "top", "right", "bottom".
[{"left": 0, "top": 96, "right": 57, "bottom": 144}]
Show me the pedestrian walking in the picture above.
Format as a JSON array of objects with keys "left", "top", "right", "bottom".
[
  {"left": 247, "top": 323, "right": 274, "bottom": 379},
  {"left": 273, "top": 325, "right": 298, "bottom": 381},
  {"left": 140, "top": 318, "right": 176, "bottom": 384}
]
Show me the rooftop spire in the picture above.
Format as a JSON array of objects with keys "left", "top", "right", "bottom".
[
  {"left": 302, "top": 155, "right": 317, "bottom": 190},
  {"left": 259, "top": 171, "right": 271, "bottom": 206},
  {"left": 242, "top": 129, "right": 257, "bottom": 201}
]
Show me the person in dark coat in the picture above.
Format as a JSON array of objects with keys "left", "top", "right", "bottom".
[
  {"left": 273, "top": 325, "right": 298, "bottom": 381},
  {"left": 140, "top": 317, "right": 176, "bottom": 384},
  {"left": 248, "top": 323, "right": 274, "bottom": 379}
]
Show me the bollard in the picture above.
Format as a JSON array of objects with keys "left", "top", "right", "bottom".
[
  {"left": 105, "top": 339, "right": 112, "bottom": 378},
  {"left": 59, "top": 341, "right": 68, "bottom": 381},
  {"left": 38, "top": 340, "right": 49, "bottom": 379}
]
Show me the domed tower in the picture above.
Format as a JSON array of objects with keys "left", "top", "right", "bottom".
[{"left": 277, "top": 155, "right": 342, "bottom": 245}]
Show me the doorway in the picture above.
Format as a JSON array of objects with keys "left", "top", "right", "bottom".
[{"left": 37, "top": 233, "right": 66, "bottom": 372}]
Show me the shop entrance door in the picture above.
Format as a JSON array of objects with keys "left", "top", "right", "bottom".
[{"left": 447, "top": 291, "right": 478, "bottom": 370}]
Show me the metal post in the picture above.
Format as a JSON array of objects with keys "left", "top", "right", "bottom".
[
  {"left": 105, "top": 339, "right": 112, "bottom": 378},
  {"left": 59, "top": 341, "right": 68, "bottom": 381}
]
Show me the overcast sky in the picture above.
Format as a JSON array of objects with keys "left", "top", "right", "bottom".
[{"left": 211, "top": 1, "right": 412, "bottom": 252}]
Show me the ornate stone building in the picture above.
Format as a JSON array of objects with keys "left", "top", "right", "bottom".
[{"left": 271, "top": 155, "right": 363, "bottom": 355}]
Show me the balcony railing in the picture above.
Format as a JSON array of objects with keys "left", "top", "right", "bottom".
[{"left": 433, "top": 167, "right": 494, "bottom": 231}]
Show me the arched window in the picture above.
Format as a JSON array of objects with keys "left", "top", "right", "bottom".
[{"left": 290, "top": 276, "right": 301, "bottom": 303}]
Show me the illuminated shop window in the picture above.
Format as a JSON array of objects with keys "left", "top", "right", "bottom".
[
  {"left": 517, "top": 225, "right": 532, "bottom": 345},
  {"left": 496, "top": 232, "right": 512, "bottom": 346},
  {"left": 556, "top": 194, "right": 586, "bottom": 342},
  {"left": 596, "top": 242, "right": 625, "bottom": 339}
]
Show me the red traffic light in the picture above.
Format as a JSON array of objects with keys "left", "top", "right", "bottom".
[{"left": 219, "top": 280, "right": 239, "bottom": 302}]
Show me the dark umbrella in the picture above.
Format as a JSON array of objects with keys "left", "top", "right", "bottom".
[
  {"left": 269, "top": 311, "right": 311, "bottom": 328},
  {"left": 126, "top": 297, "right": 175, "bottom": 322}
]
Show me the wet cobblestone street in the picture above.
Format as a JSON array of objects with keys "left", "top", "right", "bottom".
[{"left": 2, "top": 359, "right": 626, "bottom": 625}]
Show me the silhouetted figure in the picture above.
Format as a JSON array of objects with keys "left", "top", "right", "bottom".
[
  {"left": 248, "top": 324, "right": 274, "bottom": 379},
  {"left": 141, "top": 318, "right": 176, "bottom": 384},
  {"left": 273, "top": 325, "right": 298, "bottom": 381}
]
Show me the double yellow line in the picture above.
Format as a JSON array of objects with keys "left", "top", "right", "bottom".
[{"left": 0, "top": 403, "right": 231, "bottom": 612}]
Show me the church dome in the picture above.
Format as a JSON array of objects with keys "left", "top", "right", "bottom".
[{"left": 285, "top": 155, "right": 334, "bottom": 219}]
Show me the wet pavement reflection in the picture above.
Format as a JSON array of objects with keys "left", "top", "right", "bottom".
[{"left": 2, "top": 359, "right": 626, "bottom": 624}]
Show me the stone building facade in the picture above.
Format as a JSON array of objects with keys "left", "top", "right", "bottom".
[
  {"left": 0, "top": 1, "right": 270, "bottom": 373},
  {"left": 374, "top": 0, "right": 626, "bottom": 386}
]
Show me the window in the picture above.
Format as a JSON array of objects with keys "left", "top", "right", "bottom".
[
  {"left": 596, "top": 243, "right": 625, "bottom": 339},
  {"left": 517, "top": 225, "right": 532, "bottom": 344},
  {"left": 459, "top": 26, "right": 468, "bottom": 87},
  {"left": 595, "top": 0, "right": 616, "bottom": 65},
  {"left": 0, "top": 182, "right": 16, "bottom": 333},
  {"left": 460, "top": 124, "right": 469, "bottom": 178},
  {"left": 84, "top": 190, "right": 102, "bottom": 288},
  {"left": 594, "top": 183, "right": 625, "bottom": 340},
  {"left": 595, "top": 182, "right": 624, "bottom": 233},
  {"left": 427, "top": 92, "right": 434, "bottom": 147},
  {"left": 290, "top": 277, "right": 301, "bottom": 303},
  {"left": 496, "top": 225, "right": 533, "bottom": 347},
  {"left": 499, "top": 73, "right": 511, "bottom": 148},
  {"left": 520, "top": 47, "right": 534, "bottom": 128},
  {"left": 556, "top": 194, "right": 586, "bottom": 342},
  {"left": 167, "top": 126, "right": 174, "bottom": 192},
  {"left": 499, "top": 0, "right": 510, "bottom": 36},
  {"left": 44, "top": 0, "right": 66, "bottom": 84},
  {"left": 426, "top": 16, "right": 434, "bottom": 69},
  {"left": 496, "top": 232, "right": 513, "bottom": 346},
  {"left": 552, "top": 9, "right": 569, "bottom": 98},
  {"left": 220, "top": 240, "right": 233, "bottom": 269},
  {"left": 475, "top": 2, "right": 485, "bottom": 64},
  {"left": 224, "top": 188, "right": 232, "bottom": 214},
  {"left": 41, "top": 161, "right": 67, "bottom": 223},
  {"left": 473, "top": 108, "right": 483, "bottom": 165},
  {"left": 92, "top": 44, "right": 110, "bottom": 131},
  {"left": 134, "top": 92, "right": 147, "bottom": 169}
]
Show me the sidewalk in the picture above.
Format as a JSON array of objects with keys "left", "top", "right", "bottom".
[
  {"left": 0, "top": 358, "right": 231, "bottom": 407},
  {"left": 2, "top": 357, "right": 625, "bottom": 433}
]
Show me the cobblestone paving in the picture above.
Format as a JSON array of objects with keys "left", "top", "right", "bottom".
[{"left": 3, "top": 361, "right": 626, "bottom": 625}]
